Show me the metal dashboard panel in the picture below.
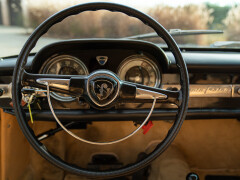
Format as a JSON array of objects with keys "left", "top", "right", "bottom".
[{"left": 163, "top": 84, "right": 240, "bottom": 98}]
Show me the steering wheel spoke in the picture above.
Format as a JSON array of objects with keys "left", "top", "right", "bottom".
[
  {"left": 22, "top": 71, "right": 87, "bottom": 96},
  {"left": 120, "top": 81, "right": 180, "bottom": 104}
]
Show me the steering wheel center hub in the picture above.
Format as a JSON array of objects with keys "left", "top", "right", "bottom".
[{"left": 87, "top": 70, "right": 120, "bottom": 107}]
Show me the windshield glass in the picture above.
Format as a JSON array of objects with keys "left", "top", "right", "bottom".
[{"left": 0, "top": 0, "right": 239, "bottom": 57}]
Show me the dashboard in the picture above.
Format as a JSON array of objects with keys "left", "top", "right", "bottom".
[{"left": 0, "top": 39, "right": 240, "bottom": 121}]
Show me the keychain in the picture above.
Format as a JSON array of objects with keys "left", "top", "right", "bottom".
[{"left": 27, "top": 94, "right": 34, "bottom": 124}]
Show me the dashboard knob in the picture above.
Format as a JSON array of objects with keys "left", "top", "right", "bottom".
[
  {"left": 0, "top": 89, "right": 4, "bottom": 96},
  {"left": 237, "top": 88, "right": 240, "bottom": 95},
  {"left": 186, "top": 173, "right": 199, "bottom": 180}
]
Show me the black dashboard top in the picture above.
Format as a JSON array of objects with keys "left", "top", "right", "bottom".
[{"left": 1, "top": 41, "right": 240, "bottom": 76}]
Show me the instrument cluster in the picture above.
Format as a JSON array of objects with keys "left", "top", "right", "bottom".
[{"left": 39, "top": 54, "right": 161, "bottom": 101}]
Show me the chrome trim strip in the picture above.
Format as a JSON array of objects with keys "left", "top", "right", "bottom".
[{"left": 163, "top": 84, "right": 240, "bottom": 98}]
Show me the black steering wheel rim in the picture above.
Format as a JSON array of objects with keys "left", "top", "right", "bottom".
[{"left": 12, "top": 2, "right": 189, "bottom": 179}]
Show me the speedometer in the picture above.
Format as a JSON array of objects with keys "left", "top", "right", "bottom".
[
  {"left": 117, "top": 55, "right": 161, "bottom": 87},
  {"left": 39, "top": 55, "right": 88, "bottom": 101}
]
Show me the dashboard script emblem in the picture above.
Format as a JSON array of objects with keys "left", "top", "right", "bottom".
[{"left": 93, "top": 80, "right": 114, "bottom": 100}]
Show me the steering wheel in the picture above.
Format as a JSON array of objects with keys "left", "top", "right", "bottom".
[{"left": 12, "top": 2, "right": 189, "bottom": 179}]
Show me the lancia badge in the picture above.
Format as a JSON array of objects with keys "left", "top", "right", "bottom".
[
  {"left": 96, "top": 56, "right": 108, "bottom": 66},
  {"left": 93, "top": 80, "right": 114, "bottom": 100}
]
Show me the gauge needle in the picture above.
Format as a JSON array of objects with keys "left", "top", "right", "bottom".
[
  {"left": 138, "top": 66, "right": 145, "bottom": 85},
  {"left": 56, "top": 63, "right": 61, "bottom": 74}
]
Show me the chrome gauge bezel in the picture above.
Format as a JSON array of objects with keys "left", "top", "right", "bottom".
[
  {"left": 117, "top": 55, "right": 161, "bottom": 87},
  {"left": 39, "top": 55, "right": 89, "bottom": 102}
]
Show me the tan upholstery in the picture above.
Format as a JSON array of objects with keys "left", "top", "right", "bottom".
[
  {"left": 147, "top": 144, "right": 190, "bottom": 180},
  {"left": 0, "top": 109, "right": 240, "bottom": 179}
]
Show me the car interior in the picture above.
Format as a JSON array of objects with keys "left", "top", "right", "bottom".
[{"left": 0, "top": 1, "right": 240, "bottom": 180}]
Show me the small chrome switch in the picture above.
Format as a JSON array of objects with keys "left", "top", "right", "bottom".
[
  {"left": 0, "top": 89, "right": 4, "bottom": 96},
  {"left": 237, "top": 88, "right": 240, "bottom": 95}
]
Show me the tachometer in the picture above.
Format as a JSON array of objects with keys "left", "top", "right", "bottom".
[
  {"left": 39, "top": 55, "right": 88, "bottom": 101},
  {"left": 117, "top": 55, "right": 161, "bottom": 87}
]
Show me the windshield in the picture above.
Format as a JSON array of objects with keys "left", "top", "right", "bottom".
[{"left": 0, "top": 0, "right": 239, "bottom": 57}]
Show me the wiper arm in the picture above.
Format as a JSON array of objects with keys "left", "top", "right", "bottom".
[
  {"left": 126, "top": 29, "right": 223, "bottom": 39},
  {"left": 210, "top": 41, "right": 240, "bottom": 47}
]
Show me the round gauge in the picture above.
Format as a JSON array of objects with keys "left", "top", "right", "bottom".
[
  {"left": 39, "top": 55, "right": 89, "bottom": 101},
  {"left": 117, "top": 55, "right": 161, "bottom": 87}
]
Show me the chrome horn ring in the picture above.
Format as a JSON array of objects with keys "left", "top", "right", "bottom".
[{"left": 46, "top": 72, "right": 157, "bottom": 145}]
